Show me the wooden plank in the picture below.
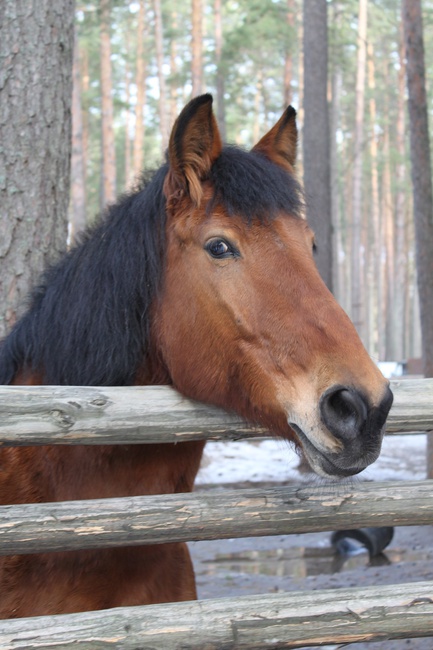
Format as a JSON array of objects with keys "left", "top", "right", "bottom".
[
  {"left": 0, "top": 384, "right": 263, "bottom": 445},
  {"left": 1, "top": 580, "right": 433, "bottom": 648},
  {"left": 0, "top": 379, "right": 431, "bottom": 446},
  {"left": 0, "top": 479, "right": 432, "bottom": 555},
  {"left": 389, "top": 378, "right": 433, "bottom": 433}
]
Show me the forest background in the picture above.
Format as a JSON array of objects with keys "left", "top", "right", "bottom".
[
  {"left": 69, "top": 0, "right": 433, "bottom": 365},
  {"left": 2, "top": 0, "right": 433, "bottom": 367}
]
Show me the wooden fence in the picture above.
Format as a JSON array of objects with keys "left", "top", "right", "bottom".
[{"left": 0, "top": 378, "right": 432, "bottom": 649}]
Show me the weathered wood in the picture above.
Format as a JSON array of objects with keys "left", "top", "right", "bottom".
[
  {"left": 388, "top": 378, "right": 433, "bottom": 433},
  {"left": 1, "top": 580, "right": 433, "bottom": 649},
  {"left": 0, "top": 379, "right": 431, "bottom": 446},
  {"left": 0, "top": 384, "right": 261, "bottom": 445},
  {"left": 0, "top": 479, "right": 432, "bottom": 555},
  {"left": 0, "top": 382, "right": 431, "bottom": 647}
]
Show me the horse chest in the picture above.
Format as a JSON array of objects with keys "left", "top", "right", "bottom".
[{"left": 0, "top": 441, "right": 205, "bottom": 504}]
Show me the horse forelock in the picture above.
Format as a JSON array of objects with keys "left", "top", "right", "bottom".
[{"left": 209, "top": 146, "right": 304, "bottom": 223}]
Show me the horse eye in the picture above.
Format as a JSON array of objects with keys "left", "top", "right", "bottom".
[{"left": 205, "top": 238, "right": 234, "bottom": 259}]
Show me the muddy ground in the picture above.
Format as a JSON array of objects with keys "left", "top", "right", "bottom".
[{"left": 189, "top": 482, "right": 433, "bottom": 650}]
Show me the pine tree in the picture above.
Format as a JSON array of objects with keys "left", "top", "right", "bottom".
[{"left": 0, "top": 0, "right": 74, "bottom": 338}]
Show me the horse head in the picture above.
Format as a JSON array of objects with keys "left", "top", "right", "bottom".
[{"left": 154, "top": 94, "right": 392, "bottom": 479}]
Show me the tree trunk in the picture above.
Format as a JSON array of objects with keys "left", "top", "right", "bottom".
[
  {"left": 169, "top": 12, "right": 179, "bottom": 130},
  {"left": 99, "top": 0, "right": 116, "bottom": 206},
  {"left": 382, "top": 120, "right": 395, "bottom": 360},
  {"left": 69, "top": 33, "right": 87, "bottom": 244},
  {"left": 351, "top": 0, "right": 368, "bottom": 341},
  {"left": 329, "top": 3, "right": 341, "bottom": 301},
  {"left": 0, "top": 0, "right": 74, "bottom": 339},
  {"left": 366, "top": 42, "right": 380, "bottom": 360},
  {"left": 253, "top": 70, "right": 263, "bottom": 144},
  {"left": 133, "top": 0, "right": 147, "bottom": 180},
  {"left": 154, "top": 0, "right": 169, "bottom": 152},
  {"left": 405, "top": 200, "right": 422, "bottom": 360},
  {"left": 402, "top": 0, "right": 433, "bottom": 478},
  {"left": 124, "top": 58, "right": 132, "bottom": 188},
  {"left": 302, "top": 0, "right": 333, "bottom": 291},
  {"left": 214, "top": 0, "right": 226, "bottom": 141},
  {"left": 191, "top": 0, "right": 203, "bottom": 96},
  {"left": 297, "top": 16, "right": 304, "bottom": 172},
  {"left": 284, "top": 0, "right": 295, "bottom": 107},
  {"left": 81, "top": 44, "right": 90, "bottom": 176},
  {"left": 394, "top": 18, "right": 408, "bottom": 361}
]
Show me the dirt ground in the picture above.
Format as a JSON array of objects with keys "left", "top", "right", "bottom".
[{"left": 189, "top": 486, "right": 433, "bottom": 650}]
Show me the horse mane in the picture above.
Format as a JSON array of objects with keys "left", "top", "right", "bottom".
[
  {"left": 0, "top": 148, "right": 303, "bottom": 387},
  {"left": 0, "top": 164, "right": 169, "bottom": 386}
]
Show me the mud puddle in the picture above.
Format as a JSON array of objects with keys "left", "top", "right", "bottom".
[
  {"left": 197, "top": 543, "right": 430, "bottom": 581},
  {"left": 190, "top": 527, "right": 433, "bottom": 649}
]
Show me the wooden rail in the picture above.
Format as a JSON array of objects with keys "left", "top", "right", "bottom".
[
  {"left": 0, "top": 378, "right": 432, "bottom": 446},
  {"left": 0, "top": 479, "right": 432, "bottom": 555},
  {"left": 1, "top": 581, "right": 433, "bottom": 649},
  {"left": 0, "top": 378, "right": 432, "bottom": 648}
]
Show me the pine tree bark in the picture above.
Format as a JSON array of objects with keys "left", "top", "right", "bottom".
[
  {"left": 402, "top": 0, "right": 433, "bottom": 477},
  {"left": 81, "top": 45, "right": 90, "bottom": 174},
  {"left": 154, "top": 0, "right": 169, "bottom": 152},
  {"left": 382, "top": 122, "right": 395, "bottom": 360},
  {"left": 253, "top": 70, "right": 263, "bottom": 144},
  {"left": 297, "top": 16, "right": 304, "bottom": 171},
  {"left": 69, "top": 34, "right": 87, "bottom": 244},
  {"left": 329, "top": 2, "right": 343, "bottom": 305},
  {"left": 214, "top": 0, "right": 226, "bottom": 141},
  {"left": 133, "top": 0, "right": 147, "bottom": 179},
  {"left": 0, "top": 0, "right": 74, "bottom": 339},
  {"left": 191, "top": 0, "right": 203, "bottom": 96},
  {"left": 394, "top": 18, "right": 408, "bottom": 361},
  {"left": 331, "top": 70, "right": 343, "bottom": 301},
  {"left": 367, "top": 43, "right": 381, "bottom": 359},
  {"left": 169, "top": 12, "right": 179, "bottom": 130},
  {"left": 403, "top": 0, "right": 433, "bottom": 376},
  {"left": 302, "top": 0, "right": 333, "bottom": 291},
  {"left": 351, "top": 0, "right": 368, "bottom": 340},
  {"left": 100, "top": 0, "right": 116, "bottom": 206},
  {"left": 284, "top": 0, "right": 295, "bottom": 107},
  {"left": 124, "top": 57, "right": 132, "bottom": 188}
]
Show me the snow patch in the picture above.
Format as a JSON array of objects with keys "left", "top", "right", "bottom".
[{"left": 196, "top": 434, "right": 426, "bottom": 486}]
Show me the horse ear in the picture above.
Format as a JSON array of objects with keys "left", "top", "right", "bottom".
[
  {"left": 251, "top": 106, "right": 297, "bottom": 171},
  {"left": 165, "top": 94, "right": 222, "bottom": 206}
]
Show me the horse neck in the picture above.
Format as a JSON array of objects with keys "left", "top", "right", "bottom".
[
  {"left": 9, "top": 363, "right": 204, "bottom": 503},
  {"left": 134, "top": 351, "right": 171, "bottom": 386},
  {"left": 43, "top": 442, "right": 205, "bottom": 501}
]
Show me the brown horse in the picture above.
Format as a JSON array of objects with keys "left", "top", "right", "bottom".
[{"left": 0, "top": 94, "right": 392, "bottom": 618}]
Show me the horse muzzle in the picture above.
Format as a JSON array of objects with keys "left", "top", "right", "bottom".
[{"left": 290, "top": 384, "right": 394, "bottom": 478}]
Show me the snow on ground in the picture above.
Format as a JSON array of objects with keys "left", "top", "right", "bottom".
[
  {"left": 197, "top": 364, "right": 423, "bottom": 486},
  {"left": 196, "top": 434, "right": 426, "bottom": 486}
]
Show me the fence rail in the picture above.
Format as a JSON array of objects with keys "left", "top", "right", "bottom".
[
  {"left": 0, "top": 378, "right": 432, "bottom": 446},
  {"left": 0, "top": 479, "right": 433, "bottom": 556},
  {"left": 0, "top": 378, "right": 433, "bottom": 648},
  {"left": 1, "top": 581, "right": 433, "bottom": 649}
]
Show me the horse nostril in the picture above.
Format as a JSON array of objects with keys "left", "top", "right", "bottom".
[{"left": 320, "top": 387, "right": 368, "bottom": 441}]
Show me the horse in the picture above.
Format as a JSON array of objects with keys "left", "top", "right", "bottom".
[{"left": 0, "top": 94, "right": 392, "bottom": 618}]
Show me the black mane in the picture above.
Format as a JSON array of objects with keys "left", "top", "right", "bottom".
[{"left": 0, "top": 147, "right": 303, "bottom": 386}]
